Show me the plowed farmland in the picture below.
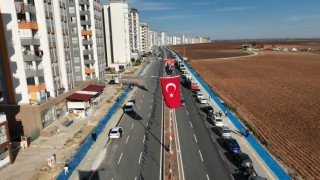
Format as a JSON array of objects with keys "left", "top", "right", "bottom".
[{"left": 171, "top": 42, "right": 320, "bottom": 180}]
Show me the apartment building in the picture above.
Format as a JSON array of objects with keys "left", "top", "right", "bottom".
[
  {"left": 139, "top": 22, "right": 149, "bottom": 53},
  {"left": 128, "top": 8, "right": 140, "bottom": 56},
  {"left": 103, "top": 0, "right": 131, "bottom": 72},
  {"left": 0, "top": 0, "right": 105, "bottom": 140}
]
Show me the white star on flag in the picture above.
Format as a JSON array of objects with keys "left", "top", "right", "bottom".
[{"left": 170, "top": 93, "right": 174, "bottom": 97}]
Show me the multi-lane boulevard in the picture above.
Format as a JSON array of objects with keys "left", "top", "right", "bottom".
[{"left": 84, "top": 47, "right": 274, "bottom": 180}]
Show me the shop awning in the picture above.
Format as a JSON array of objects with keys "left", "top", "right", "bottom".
[
  {"left": 66, "top": 93, "right": 94, "bottom": 101},
  {"left": 82, "top": 84, "right": 106, "bottom": 92}
]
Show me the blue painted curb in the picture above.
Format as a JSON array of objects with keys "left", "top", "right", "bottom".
[
  {"left": 173, "top": 51, "right": 291, "bottom": 180},
  {"left": 56, "top": 63, "right": 148, "bottom": 180}
]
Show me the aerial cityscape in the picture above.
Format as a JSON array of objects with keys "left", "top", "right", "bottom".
[{"left": 0, "top": 0, "right": 319, "bottom": 180}]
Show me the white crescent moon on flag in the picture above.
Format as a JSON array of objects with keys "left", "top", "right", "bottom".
[{"left": 165, "top": 83, "right": 176, "bottom": 93}]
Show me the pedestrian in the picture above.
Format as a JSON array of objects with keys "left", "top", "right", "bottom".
[
  {"left": 92, "top": 132, "right": 97, "bottom": 142},
  {"left": 240, "top": 129, "right": 244, "bottom": 137},
  {"left": 246, "top": 128, "right": 250, "bottom": 137},
  {"left": 225, "top": 110, "right": 228, "bottom": 116},
  {"left": 64, "top": 163, "right": 69, "bottom": 175}
]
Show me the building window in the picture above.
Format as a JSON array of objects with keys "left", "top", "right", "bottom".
[
  {"left": 0, "top": 126, "right": 7, "bottom": 144},
  {"left": 39, "top": 76, "right": 45, "bottom": 84},
  {"left": 75, "top": 76, "right": 82, "bottom": 81},
  {"left": 27, "top": 77, "right": 36, "bottom": 85},
  {"left": 74, "top": 66, "right": 81, "bottom": 72}
]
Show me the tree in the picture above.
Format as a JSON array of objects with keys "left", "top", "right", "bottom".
[
  {"left": 251, "top": 41, "right": 256, "bottom": 47},
  {"left": 131, "top": 58, "right": 135, "bottom": 63}
]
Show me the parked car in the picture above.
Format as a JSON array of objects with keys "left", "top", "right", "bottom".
[
  {"left": 207, "top": 106, "right": 214, "bottom": 118},
  {"left": 109, "top": 127, "right": 123, "bottom": 138},
  {"left": 224, "top": 138, "right": 241, "bottom": 153},
  {"left": 194, "top": 89, "right": 201, "bottom": 94},
  {"left": 213, "top": 114, "right": 224, "bottom": 127},
  {"left": 196, "top": 92, "right": 203, "bottom": 99},
  {"left": 109, "top": 79, "right": 116, "bottom": 84},
  {"left": 199, "top": 97, "right": 207, "bottom": 104},
  {"left": 248, "top": 176, "right": 267, "bottom": 180},
  {"left": 234, "top": 152, "right": 253, "bottom": 169},
  {"left": 219, "top": 126, "right": 231, "bottom": 138}
]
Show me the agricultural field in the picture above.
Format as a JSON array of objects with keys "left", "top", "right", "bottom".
[{"left": 171, "top": 42, "right": 320, "bottom": 179}]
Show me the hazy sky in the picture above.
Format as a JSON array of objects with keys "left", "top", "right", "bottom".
[{"left": 103, "top": 0, "right": 320, "bottom": 40}]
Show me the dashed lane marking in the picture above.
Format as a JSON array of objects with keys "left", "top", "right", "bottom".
[{"left": 118, "top": 153, "right": 123, "bottom": 164}]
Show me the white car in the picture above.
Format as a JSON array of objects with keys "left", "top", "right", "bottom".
[
  {"left": 196, "top": 92, "right": 203, "bottom": 99},
  {"left": 109, "top": 127, "right": 123, "bottom": 138},
  {"left": 219, "top": 126, "right": 232, "bottom": 138},
  {"left": 213, "top": 117, "right": 223, "bottom": 127},
  {"left": 199, "top": 97, "right": 207, "bottom": 104}
]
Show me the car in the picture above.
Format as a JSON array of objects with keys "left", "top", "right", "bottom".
[
  {"left": 219, "top": 126, "right": 232, "bottom": 138},
  {"left": 109, "top": 127, "right": 123, "bottom": 138},
  {"left": 248, "top": 176, "right": 267, "bottom": 180},
  {"left": 199, "top": 97, "right": 207, "bottom": 104},
  {"left": 181, "top": 99, "right": 186, "bottom": 106},
  {"left": 213, "top": 114, "right": 224, "bottom": 127},
  {"left": 234, "top": 152, "right": 253, "bottom": 171},
  {"left": 224, "top": 138, "right": 241, "bottom": 153},
  {"left": 196, "top": 92, "right": 203, "bottom": 99},
  {"left": 109, "top": 79, "right": 115, "bottom": 84},
  {"left": 124, "top": 101, "right": 135, "bottom": 112},
  {"left": 194, "top": 89, "right": 201, "bottom": 94}
]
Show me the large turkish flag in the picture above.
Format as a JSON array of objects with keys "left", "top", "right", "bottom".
[{"left": 160, "top": 76, "right": 181, "bottom": 108}]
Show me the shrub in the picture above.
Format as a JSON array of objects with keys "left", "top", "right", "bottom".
[{"left": 29, "top": 128, "right": 40, "bottom": 142}]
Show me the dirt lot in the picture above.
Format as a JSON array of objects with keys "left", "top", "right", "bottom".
[{"left": 171, "top": 42, "right": 320, "bottom": 180}]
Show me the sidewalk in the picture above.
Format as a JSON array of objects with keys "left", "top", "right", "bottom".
[{"left": 0, "top": 63, "right": 148, "bottom": 180}]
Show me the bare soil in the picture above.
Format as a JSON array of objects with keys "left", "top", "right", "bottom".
[{"left": 171, "top": 42, "right": 320, "bottom": 180}]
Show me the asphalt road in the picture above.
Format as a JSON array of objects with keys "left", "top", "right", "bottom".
[
  {"left": 93, "top": 56, "right": 164, "bottom": 180},
  {"left": 163, "top": 48, "right": 249, "bottom": 180}
]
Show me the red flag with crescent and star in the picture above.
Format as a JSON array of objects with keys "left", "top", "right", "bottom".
[{"left": 160, "top": 76, "right": 181, "bottom": 108}]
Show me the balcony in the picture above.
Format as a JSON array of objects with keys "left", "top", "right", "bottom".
[
  {"left": 84, "top": 59, "right": 95, "bottom": 64},
  {"left": 81, "top": 30, "right": 92, "bottom": 36},
  {"left": 85, "top": 67, "right": 95, "bottom": 74},
  {"left": 28, "top": 83, "right": 46, "bottom": 92},
  {"left": 80, "top": 20, "right": 91, "bottom": 26},
  {"left": 47, "top": 26, "right": 55, "bottom": 33},
  {"left": 23, "top": 50, "right": 43, "bottom": 61},
  {"left": 20, "top": 37, "right": 40, "bottom": 45},
  {"left": 82, "top": 39, "right": 93, "bottom": 45},
  {"left": 82, "top": 49, "right": 93, "bottom": 55},
  {"left": 59, "top": 1, "right": 66, "bottom": 8},
  {"left": 18, "top": 22, "right": 38, "bottom": 30},
  {"left": 80, "top": 10, "right": 90, "bottom": 16},
  {"left": 25, "top": 68, "right": 45, "bottom": 78},
  {"left": 79, "top": 0, "right": 90, "bottom": 5}
]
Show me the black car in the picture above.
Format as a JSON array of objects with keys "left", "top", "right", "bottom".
[
  {"left": 224, "top": 138, "right": 241, "bottom": 153},
  {"left": 234, "top": 152, "right": 253, "bottom": 170},
  {"left": 207, "top": 106, "right": 214, "bottom": 117},
  {"left": 109, "top": 79, "right": 115, "bottom": 84},
  {"left": 248, "top": 176, "right": 267, "bottom": 180}
]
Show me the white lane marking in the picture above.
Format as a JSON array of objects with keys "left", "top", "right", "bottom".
[
  {"left": 219, "top": 150, "right": 225, "bottom": 161},
  {"left": 194, "top": 134, "right": 197, "bottom": 143},
  {"left": 207, "top": 174, "right": 210, "bottom": 180},
  {"left": 126, "top": 136, "right": 129, "bottom": 144},
  {"left": 131, "top": 123, "right": 134, "bottom": 129},
  {"left": 199, "top": 150, "right": 204, "bottom": 162},
  {"left": 211, "top": 134, "right": 215, "bottom": 142},
  {"left": 186, "top": 111, "right": 189, "bottom": 115},
  {"left": 141, "top": 100, "right": 143, "bottom": 103},
  {"left": 138, "top": 106, "right": 141, "bottom": 110},
  {"left": 205, "top": 122, "right": 208, "bottom": 128},
  {"left": 143, "top": 95, "right": 145, "bottom": 98},
  {"left": 230, "top": 174, "right": 235, "bottom": 180},
  {"left": 190, "top": 121, "right": 193, "bottom": 128},
  {"left": 148, "top": 113, "right": 151, "bottom": 118},
  {"left": 135, "top": 177, "right": 137, "bottom": 180},
  {"left": 118, "top": 153, "right": 123, "bottom": 164},
  {"left": 150, "top": 106, "right": 152, "bottom": 110},
  {"left": 138, "top": 152, "right": 142, "bottom": 164},
  {"left": 143, "top": 135, "right": 145, "bottom": 143},
  {"left": 151, "top": 99, "right": 153, "bottom": 102}
]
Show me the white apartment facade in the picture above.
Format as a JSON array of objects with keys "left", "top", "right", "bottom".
[
  {"left": 0, "top": 0, "right": 105, "bottom": 138},
  {"left": 103, "top": 0, "right": 131, "bottom": 72},
  {"left": 128, "top": 8, "right": 140, "bottom": 54},
  {"left": 139, "top": 22, "right": 149, "bottom": 53}
]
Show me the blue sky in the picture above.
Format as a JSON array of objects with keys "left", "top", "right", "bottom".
[{"left": 103, "top": 0, "right": 320, "bottom": 40}]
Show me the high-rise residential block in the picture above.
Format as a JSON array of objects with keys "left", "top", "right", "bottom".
[
  {"left": 0, "top": 0, "right": 105, "bottom": 139},
  {"left": 103, "top": 0, "right": 131, "bottom": 72}
]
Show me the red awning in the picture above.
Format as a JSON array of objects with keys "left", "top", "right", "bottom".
[
  {"left": 82, "top": 84, "right": 106, "bottom": 92},
  {"left": 66, "top": 93, "right": 94, "bottom": 101}
]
